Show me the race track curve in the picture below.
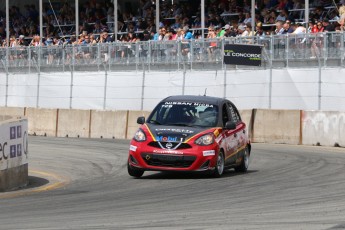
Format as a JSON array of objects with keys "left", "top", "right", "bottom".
[{"left": 0, "top": 136, "right": 345, "bottom": 230}]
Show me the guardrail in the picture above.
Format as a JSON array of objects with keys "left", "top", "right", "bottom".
[{"left": 0, "top": 31, "right": 344, "bottom": 73}]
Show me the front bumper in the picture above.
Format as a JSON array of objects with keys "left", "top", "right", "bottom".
[{"left": 128, "top": 143, "right": 218, "bottom": 172}]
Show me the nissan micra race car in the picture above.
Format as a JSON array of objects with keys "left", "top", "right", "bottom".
[{"left": 128, "top": 95, "right": 251, "bottom": 178}]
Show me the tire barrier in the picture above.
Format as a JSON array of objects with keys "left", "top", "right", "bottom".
[
  {"left": 0, "top": 115, "right": 28, "bottom": 192},
  {"left": 1, "top": 107, "right": 344, "bottom": 147}
]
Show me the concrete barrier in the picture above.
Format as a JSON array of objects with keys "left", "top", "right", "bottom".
[
  {"left": 252, "top": 109, "right": 301, "bottom": 145},
  {"left": 26, "top": 108, "right": 58, "bottom": 136},
  {"left": 302, "top": 111, "right": 345, "bottom": 147},
  {"left": 0, "top": 116, "right": 28, "bottom": 192},
  {"left": 3, "top": 107, "right": 345, "bottom": 148},
  {"left": 0, "top": 107, "right": 25, "bottom": 117},
  {"left": 57, "top": 109, "right": 91, "bottom": 138},
  {"left": 90, "top": 110, "right": 128, "bottom": 139},
  {"left": 126, "top": 111, "right": 151, "bottom": 139},
  {"left": 239, "top": 109, "right": 253, "bottom": 140}
]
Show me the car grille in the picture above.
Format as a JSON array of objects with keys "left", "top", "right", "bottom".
[
  {"left": 141, "top": 153, "right": 196, "bottom": 168},
  {"left": 148, "top": 141, "right": 192, "bottom": 150}
]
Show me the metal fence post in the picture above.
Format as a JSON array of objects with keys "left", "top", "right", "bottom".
[
  {"left": 182, "top": 62, "right": 186, "bottom": 95},
  {"left": 4, "top": 46, "right": 9, "bottom": 107},
  {"left": 70, "top": 45, "right": 75, "bottom": 109},
  {"left": 141, "top": 64, "right": 146, "bottom": 110},
  {"left": 28, "top": 46, "right": 31, "bottom": 74},
  {"left": 341, "top": 32, "right": 345, "bottom": 67},
  {"left": 103, "top": 63, "right": 108, "bottom": 110},
  {"left": 36, "top": 46, "right": 41, "bottom": 108},
  {"left": 268, "top": 46, "right": 273, "bottom": 109},
  {"left": 223, "top": 64, "right": 227, "bottom": 99}
]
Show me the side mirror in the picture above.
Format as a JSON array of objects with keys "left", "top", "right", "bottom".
[
  {"left": 225, "top": 121, "right": 236, "bottom": 130},
  {"left": 137, "top": 116, "right": 145, "bottom": 124}
]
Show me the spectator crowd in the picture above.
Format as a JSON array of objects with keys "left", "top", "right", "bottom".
[{"left": 0, "top": 0, "right": 344, "bottom": 49}]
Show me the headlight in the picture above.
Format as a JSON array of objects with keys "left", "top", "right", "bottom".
[
  {"left": 133, "top": 129, "right": 146, "bottom": 142},
  {"left": 195, "top": 133, "right": 214, "bottom": 146}
]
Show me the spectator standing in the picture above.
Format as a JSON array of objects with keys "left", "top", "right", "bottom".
[
  {"left": 322, "top": 18, "right": 335, "bottom": 32},
  {"left": 183, "top": 26, "right": 194, "bottom": 40},
  {"left": 275, "top": 20, "right": 285, "bottom": 34},
  {"left": 100, "top": 32, "right": 113, "bottom": 43},
  {"left": 216, "top": 26, "right": 226, "bottom": 38},
  {"left": 282, "top": 20, "right": 294, "bottom": 34},
  {"left": 237, "top": 24, "right": 247, "bottom": 36},
  {"left": 18, "top": 35, "right": 28, "bottom": 46},
  {"left": 339, "top": 6, "right": 345, "bottom": 31},
  {"left": 223, "top": 24, "right": 236, "bottom": 37},
  {"left": 142, "top": 30, "right": 151, "bottom": 41},
  {"left": 310, "top": 21, "right": 324, "bottom": 58},
  {"left": 206, "top": 26, "right": 217, "bottom": 60}
]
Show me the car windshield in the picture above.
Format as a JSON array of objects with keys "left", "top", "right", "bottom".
[{"left": 147, "top": 101, "right": 219, "bottom": 127}]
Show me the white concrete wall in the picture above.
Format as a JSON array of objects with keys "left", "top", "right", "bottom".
[
  {"left": 2, "top": 68, "right": 345, "bottom": 111},
  {"left": 302, "top": 111, "right": 345, "bottom": 147}
]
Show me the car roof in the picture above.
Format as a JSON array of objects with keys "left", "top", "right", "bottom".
[{"left": 162, "top": 95, "right": 226, "bottom": 105}]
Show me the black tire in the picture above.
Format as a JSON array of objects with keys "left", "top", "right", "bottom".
[
  {"left": 127, "top": 161, "right": 144, "bottom": 178},
  {"left": 212, "top": 151, "right": 225, "bottom": 178},
  {"left": 235, "top": 146, "right": 249, "bottom": 172}
]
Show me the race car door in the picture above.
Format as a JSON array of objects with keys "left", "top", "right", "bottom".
[
  {"left": 221, "top": 103, "right": 238, "bottom": 166},
  {"left": 226, "top": 102, "right": 247, "bottom": 164}
]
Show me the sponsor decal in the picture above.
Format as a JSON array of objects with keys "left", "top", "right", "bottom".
[
  {"left": 224, "top": 44, "right": 262, "bottom": 66},
  {"left": 129, "top": 145, "right": 137, "bottom": 152},
  {"left": 17, "top": 144, "right": 22, "bottom": 156},
  {"left": 153, "top": 150, "right": 183, "bottom": 155},
  {"left": 155, "top": 128, "right": 194, "bottom": 134},
  {"left": 0, "top": 123, "right": 28, "bottom": 170},
  {"left": 10, "top": 145, "right": 16, "bottom": 158},
  {"left": 203, "top": 150, "right": 215, "bottom": 156},
  {"left": 10, "top": 126, "right": 16, "bottom": 139},
  {"left": 165, "top": 142, "right": 173, "bottom": 149},
  {"left": 156, "top": 135, "right": 179, "bottom": 142},
  {"left": 164, "top": 102, "right": 214, "bottom": 107},
  {"left": 213, "top": 129, "right": 220, "bottom": 137}
]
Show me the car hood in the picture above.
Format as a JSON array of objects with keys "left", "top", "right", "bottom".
[{"left": 146, "top": 124, "right": 212, "bottom": 142}]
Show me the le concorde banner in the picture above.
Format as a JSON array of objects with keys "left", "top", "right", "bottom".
[{"left": 223, "top": 44, "right": 262, "bottom": 66}]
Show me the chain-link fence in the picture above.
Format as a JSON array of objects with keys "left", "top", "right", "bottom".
[{"left": 1, "top": 31, "right": 344, "bottom": 74}]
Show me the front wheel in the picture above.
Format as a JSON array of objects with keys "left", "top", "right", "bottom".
[
  {"left": 128, "top": 160, "right": 144, "bottom": 178},
  {"left": 212, "top": 151, "right": 225, "bottom": 178},
  {"left": 235, "top": 146, "right": 249, "bottom": 172}
]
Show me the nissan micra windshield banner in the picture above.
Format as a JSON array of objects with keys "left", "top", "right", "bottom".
[{"left": 224, "top": 44, "right": 262, "bottom": 66}]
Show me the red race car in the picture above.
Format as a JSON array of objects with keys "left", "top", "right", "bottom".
[{"left": 128, "top": 95, "right": 251, "bottom": 178}]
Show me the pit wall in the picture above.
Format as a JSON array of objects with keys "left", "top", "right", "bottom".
[
  {"left": 0, "top": 107, "right": 344, "bottom": 147},
  {"left": 0, "top": 115, "right": 28, "bottom": 192}
]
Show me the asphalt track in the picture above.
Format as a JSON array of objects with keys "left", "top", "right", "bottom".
[{"left": 1, "top": 136, "right": 345, "bottom": 230}]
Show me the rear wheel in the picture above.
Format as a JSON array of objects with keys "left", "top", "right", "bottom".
[
  {"left": 127, "top": 160, "right": 144, "bottom": 178},
  {"left": 212, "top": 151, "right": 225, "bottom": 178},
  {"left": 235, "top": 146, "right": 249, "bottom": 172}
]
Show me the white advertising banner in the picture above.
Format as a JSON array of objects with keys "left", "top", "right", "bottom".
[{"left": 0, "top": 118, "right": 28, "bottom": 171}]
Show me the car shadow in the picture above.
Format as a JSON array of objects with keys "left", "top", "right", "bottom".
[{"left": 138, "top": 169, "right": 258, "bottom": 180}]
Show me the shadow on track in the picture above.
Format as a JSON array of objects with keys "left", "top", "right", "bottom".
[{"left": 132, "top": 170, "right": 258, "bottom": 180}]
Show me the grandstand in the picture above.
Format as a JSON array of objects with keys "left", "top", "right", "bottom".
[
  {"left": 0, "top": 0, "right": 345, "bottom": 112},
  {"left": 0, "top": 0, "right": 344, "bottom": 72}
]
